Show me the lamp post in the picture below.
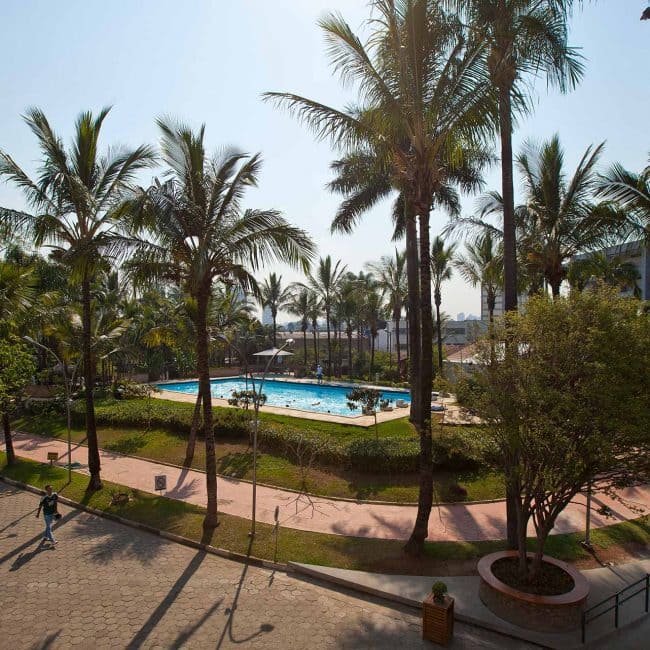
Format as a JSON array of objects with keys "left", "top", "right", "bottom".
[
  {"left": 249, "top": 339, "right": 294, "bottom": 537},
  {"left": 216, "top": 334, "right": 294, "bottom": 537},
  {"left": 23, "top": 336, "right": 76, "bottom": 484}
]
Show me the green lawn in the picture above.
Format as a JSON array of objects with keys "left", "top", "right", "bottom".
[
  {"left": 3, "top": 452, "right": 647, "bottom": 575},
  {"left": 13, "top": 411, "right": 503, "bottom": 503}
]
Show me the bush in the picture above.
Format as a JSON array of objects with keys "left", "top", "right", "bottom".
[
  {"left": 453, "top": 374, "right": 484, "bottom": 407},
  {"left": 62, "top": 397, "right": 490, "bottom": 474},
  {"left": 112, "top": 380, "right": 154, "bottom": 400}
]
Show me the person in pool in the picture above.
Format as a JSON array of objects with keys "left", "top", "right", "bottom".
[{"left": 316, "top": 364, "right": 323, "bottom": 384}]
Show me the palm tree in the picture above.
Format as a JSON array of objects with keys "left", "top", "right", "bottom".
[
  {"left": 430, "top": 237, "right": 456, "bottom": 375},
  {"left": 450, "top": 0, "right": 583, "bottom": 313},
  {"left": 597, "top": 154, "right": 650, "bottom": 242},
  {"left": 455, "top": 233, "right": 503, "bottom": 324},
  {"left": 129, "top": 118, "right": 314, "bottom": 526},
  {"left": 367, "top": 249, "right": 407, "bottom": 372},
  {"left": 285, "top": 285, "right": 316, "bottom": 366},
  {"left": 266, "top": 0, "right": 494, "bottom": 555},
  {"left": 259, "top": 272, "right": 291, "bottom": 346},
  {"left": 305, "top": 256, "right": 346, "bottom": 377},
  {"left": 363, "top": 283, "right": 385, "bottom": 379},
  {"left": 568, "top": 252, "right": 641, "bottom": 297},
  {"left": 0, "top": 107, "right": 156, "bottom": 490},
  {"left": 335, "top": 276, "right": 359, "bottom": 379},
  {"left": 0, "top": 261, "right": 36, "bottom": 330}
]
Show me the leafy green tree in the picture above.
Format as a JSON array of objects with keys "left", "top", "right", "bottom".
[
  {"left": 367, "top": 249, "right": 407, "bottom": 372},
  {"left": 0, "top": 338, "right": 36, "bottom": 465},
  {"left": 259, "top": 272, "right": 291, "bottom": 347},
  {"left": 472, "top": 288, "right": 650, "bottom": 580},
  {"left": 286, "top": 285, "right": 317, "bottom": 367},
  {"left": 454, "top": 233, "right": 503, "bottom": 323},
  {"left": 568, "top": 252, "right": 641, "bottom": 297},
  {"left": 305, "top": 256, "right": 346, "bottom": 377},
  {"left": 0, "top": 107, "right": 156, "bottom": 490},
  {"left": 597, "top": 154, "right": 650, "bottom": 242},
  {"left": 266, "top": 1, "right": 494, "bottom": 554},
  {"left": 346, "top": 387, "right": 382, "bottom": 439},
  {"left": 130, "top": 118, "right": 314, "bottom": 526},
  {"left": 430, "top": 237, "right": 456, "bottom": 375},
  {"left": 449, "top": 0, "right": 584, "bottom": 313}
]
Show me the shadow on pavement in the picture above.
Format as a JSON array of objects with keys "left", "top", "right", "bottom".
[
  {"left": 27, "top": 630, "right": 62, "bottom": 650},
  {"left": 125, "top": 550, "right": 210, "bottom": 649},
  {"left": 215, "top": 538, "right": 275, "bottom": 648}
]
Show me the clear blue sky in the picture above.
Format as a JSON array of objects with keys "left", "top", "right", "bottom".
[{"left": 1, "top": 1, "right": 648, "bottom": 318}]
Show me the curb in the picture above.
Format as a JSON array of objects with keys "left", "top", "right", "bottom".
[
  {"left": 0, "top": 474, "right": 285, "bottom": 573},
  {"left": 13, "top": 430, "right": 506, "bottom": 508},
  {"left": 287, "top": 562, "right": 560, "bottom": 649}
]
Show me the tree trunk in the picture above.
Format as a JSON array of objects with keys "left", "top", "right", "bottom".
[
  {"left": 325, "top": 308, "right": 332, "bottom": 377},
  {"left": 312, "top": 324, "right": 318, "bottom": 365},
  {"left": 499, "top": 81, "right": 518, "bottom": 313},
  {"left": 405, "top": 209, "right": 435, "bottom": 556},
  {"left": 2, "top": 410, "right": 15, "bottom": 465},
  {"left": 550, "top": 279, "right": 561, "bottom": 298},
  {"left": 348, "top": 328, "right": 353, "bottom": 380},
  {"left": 517, "top": 502, "right": 529, "bottom": 579},
  {"left": 82, "top": 275, "right": 102, "bottom": 491},
  {"left": 302, "top": 326, "right": 308, "bottom": 366},
  {"left": 405, "top": 206, "right": 421, "bottom": 425},
  {"left": 272, "top": 314, "right": 277, "bottom": 347},
  {"left": 370, "top": 335, "right": 375, "bottom": 380},
  {"left": 435, "top": 291, "right": 443, "bottom": 377},
  {"left": 196, "top": 286, "right": 218, "bottom": 527},
  {"left": 184, "top": 388, "right": 202, "bottom": 467},
  {"left": 394, "top": 311, "right": 401, "bottom": 373}
]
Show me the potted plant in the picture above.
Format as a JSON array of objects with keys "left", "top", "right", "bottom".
[{"left": 422, "top": 581, "right": 454, "bottom": 645}]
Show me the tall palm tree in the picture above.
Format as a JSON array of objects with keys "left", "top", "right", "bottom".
[
  {"left": 305, "top": 256, "right": 346, "bottom": 377},
  {"left": 367, "top": 249, "right": 407, "bottom": 372},
  {"left": 449, "top": 0, "right": 584, "bottom": 314},
  {"left": 430, "top": 237, "right": 456, "bottom": 375},
  {"left": 258, "top": 272, "right": 291, "bottom": 347},
  {"left": 597, "top": 154, "right": 650, "bottom": 242},
  {"left": 285, "top": 285, "right": 316, "bottom": 366},
  {"left": 568, "top": 252, "right": 641, "bottom": 297},
  {"left": 129, "top": 118, "right": 314, "bottom": 526},
  {"left": 363, "top": 282, "right": 385, "bottom": 379},
  {"left": 0, "top": 107, "right": 156, "bottom": 490},
  {"left": 266, "top": 0, "right": 494, "bottom": 555},
  {"left": 454, "top": 233, "right": 503, "bottom": 324}
]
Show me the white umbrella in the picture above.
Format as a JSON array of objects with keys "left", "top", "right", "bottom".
[{"left": 253, "top": 347, "right": 294, "bottom": 357}]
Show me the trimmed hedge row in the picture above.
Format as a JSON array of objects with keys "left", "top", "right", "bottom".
[{"left": 29, "top": 397, "right": 490, "bottom": 474}]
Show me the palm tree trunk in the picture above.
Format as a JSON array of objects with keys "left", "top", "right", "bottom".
[
  {"left": 272, "top": 315, "right": 277, "bottom": 347},
  {"left": 196, "top": 286, "right": 218, "bottom": 527},
  {"left": 370, "top": 335, "right": 375, "bottom": 380},
  {"left": 82, "top": 275, "right": 102, "bottom": 491},
  {"left": 302, "top": 326, "right": 308, "bottom": 366},
  {"left": 435, "top": 293, "right": 443, "bottom": 376},
  {"left": 312, "top": 324, "right": 318, "bottom": 364},
  {"left": 348, "top": 328, "right": 353, "bottom": 380},
  {"left": 405, "top": 209, "right": 435, "bottom": 556},
  {"left": 184, "top": 387, "right": 202, "bottom": 467},
  {"left": 499, "top": 82, "right": 518, "bottom": 313},
  {"left": 394, "top": 311, "right": 401, "bottom": 373},
  {"left": 325, "top": 308, "right": 332, "bottom": 377},
  {"left": 2, "top": 410, "right": 15, "bottom": 465},
  {"left": 405, "top": 207, "right": 421, "bottom": 425}
]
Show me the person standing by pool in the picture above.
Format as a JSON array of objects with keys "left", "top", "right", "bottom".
[
  {"left": 316, "top": 364, "right": 323, "bottom": 384},
  {"left": 36, "top": 484, "right": 59, "bottom": 545}
]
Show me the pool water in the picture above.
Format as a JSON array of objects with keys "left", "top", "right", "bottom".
[{"left": 157, "top": 377, "right": 410, "bottom": 418}]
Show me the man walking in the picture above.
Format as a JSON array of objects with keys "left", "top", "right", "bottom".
[{"left": 36, "top": 484, "right": 59, "bottom": 545}]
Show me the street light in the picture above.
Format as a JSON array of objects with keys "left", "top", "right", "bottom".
[
  {"left": 248, "top": 339, "right": 294, "bottom": 537},
  {"left": 23, "top": 336, "right": 75, "bottom": 484}
]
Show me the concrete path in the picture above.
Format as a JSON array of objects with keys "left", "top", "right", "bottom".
[
  {"left": 0, "top": 484, "right": 536, "bottom": 649},
  {"left": 6, "top": 431, "right": 650, "bottom": 542},
  {"left": 288, "top": 560, "right": 650, "bottom": 649}
]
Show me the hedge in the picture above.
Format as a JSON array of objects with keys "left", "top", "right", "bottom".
[{"left": 27, "top": 397, "right": 489, "bottom": 474}]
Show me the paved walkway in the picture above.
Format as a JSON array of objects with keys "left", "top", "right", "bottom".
[
  {"left": 0, "top": 484, "right": 535, "bottom": 649},
  {"left": 6, "top": 431, "right": 650, "bottom": 542}
]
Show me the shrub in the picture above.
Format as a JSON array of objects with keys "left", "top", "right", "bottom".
[
  {"left": 431, "top": 581, "right": 448, "bottom": 602},
  {"left": 453, "top": 374, "right": 484, "bottom": 407}
]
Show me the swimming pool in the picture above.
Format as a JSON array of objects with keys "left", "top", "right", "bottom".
[{"left": 157, "top": 377, "right": 411, "bottom": 418}]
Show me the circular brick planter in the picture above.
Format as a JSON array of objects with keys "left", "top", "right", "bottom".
[{"left": 478, "top": 551, "right": 589, "bottom": 632}]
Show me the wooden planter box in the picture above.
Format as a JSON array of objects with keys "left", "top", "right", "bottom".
[{"left": 422, "top": 594, "right": 454, "bottom": 646}]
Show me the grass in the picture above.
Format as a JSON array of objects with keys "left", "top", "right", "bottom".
[
  {"left": 13, "top": 410, "right": 503, "bottom": 503},
  {"left": 2, "top": 452, "right": 647, "bottom": 575}
]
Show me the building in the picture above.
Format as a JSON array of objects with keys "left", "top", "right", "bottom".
[
  {"left": 262, "top": 305, "right": 273, "bottom": 326},
  {"left": 374, "top": 318, "right": 486, "bottom": 351},
  {"left": 481, "top": 286, "right": 528, "bottom": 320},
  {"left": 572, "top": 240, "right": 649, "bottom": 300}
]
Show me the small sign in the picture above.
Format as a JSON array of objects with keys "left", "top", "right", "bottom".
[
  {"left": 154, "top": 475, "right": 167, "bottom": 492},
  {"left": 47, "top": 452, "right": 59, "bottom": 465}
]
